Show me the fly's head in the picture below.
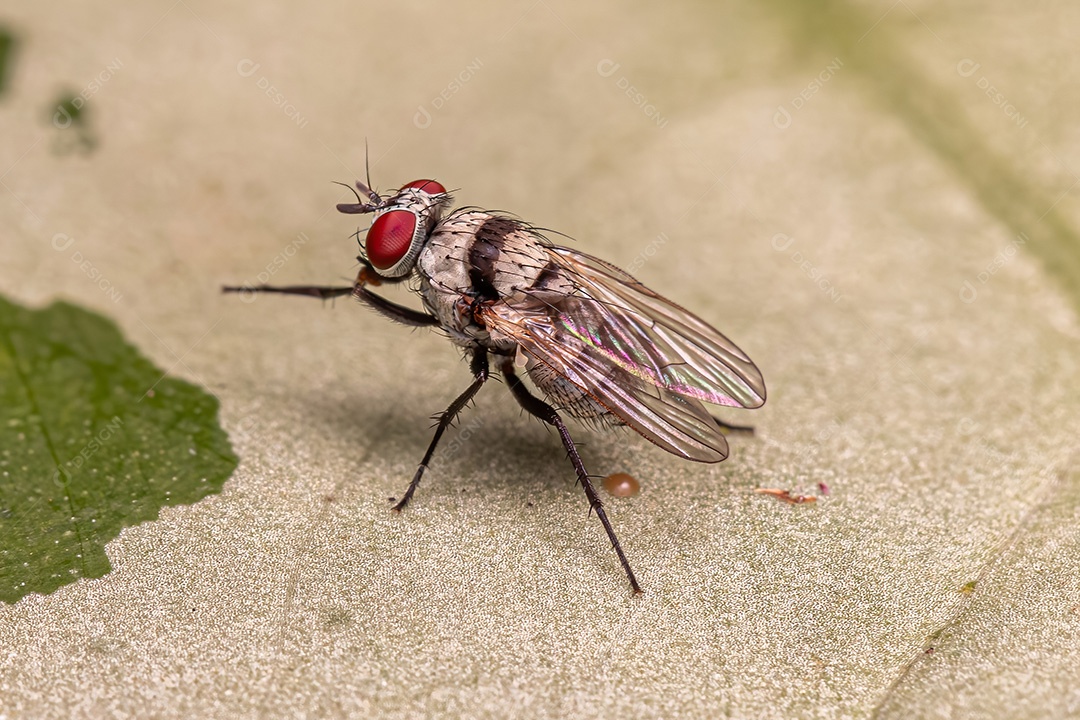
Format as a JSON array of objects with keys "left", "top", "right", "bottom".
[{"left": 337, "top": 178, "right": 450, "bottom": 279}]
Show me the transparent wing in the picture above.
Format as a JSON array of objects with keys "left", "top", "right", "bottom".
[
  {"left": 546, "top": 245, "right": 765, "bottom": 408},
  {"left": 482, "top": 300, "right": 731, "bottom": 461},
  {"left": 478, "top": 245, "right": 765, "bottom": 463}
]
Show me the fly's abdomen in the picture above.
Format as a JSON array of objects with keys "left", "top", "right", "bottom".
[{"left": 524, "top": 354, "right": 622, "bottom": 428}]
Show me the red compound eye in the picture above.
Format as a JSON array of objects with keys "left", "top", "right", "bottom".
[
  {"left": 366, "top": 210, "right": 418, "bottom": 270},
  {"left": 401, "top": 179, "right": 446, "bottom": 195}
]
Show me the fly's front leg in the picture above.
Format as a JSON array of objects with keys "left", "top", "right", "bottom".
[
  {"left": 350, "top": 259, "right": 440, "bottom": 326},
  {"left": 222, "top": 266, "right": 439, "bottom": 328},
  {"left": 222, "top": 284, "right": 354, "bottom": 300},
  {"left": 393, "top": 349, "right": 489, "bottom": 512},
  {"left": 499, "top": 357, "right": 643, "bottom": 595},
  {"left": 352, "top": 284, "right": 439, "bottom": 327}
]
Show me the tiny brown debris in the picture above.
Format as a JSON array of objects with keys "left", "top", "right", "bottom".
[{"left": 754, "top": 488, "right": 818, "bottom": 504}]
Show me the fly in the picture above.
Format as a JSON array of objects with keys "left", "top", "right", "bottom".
[{"left": 223, "top": 177, "right": 766, "bottom": 594}]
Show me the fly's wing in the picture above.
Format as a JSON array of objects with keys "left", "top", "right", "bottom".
[
  {"left": 482, "top": 301, "right": 731, "bottom": 461},
  {"left": 478, "top": 246, "right": 765, "bottom": 463},
  {"left": 547, "top": 246, "right": 766, "bottom": 409}
]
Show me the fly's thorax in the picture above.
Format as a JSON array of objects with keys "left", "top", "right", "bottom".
[
  {"left": 416, "top": 211, "right": 484, "bottom": 298},
  {"left": 417, "top": 211, "right": 555, "bottom": 302},
  {"left": 416, "top": 209, "right": 558, "bottom": 353}
]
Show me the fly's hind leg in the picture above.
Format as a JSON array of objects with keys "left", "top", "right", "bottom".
[
  {"left": 499, "top": 356, "right": 643, "bottom": 595},
  {"left": 393, "top": 349, "right": 489, "bottom": 512},
  {"left": 711, "top": 415, "right": 755, "bottom": 435}
]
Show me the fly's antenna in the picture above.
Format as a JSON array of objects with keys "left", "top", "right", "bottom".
[
  {"left": 335, "top": 141, "right": 383, "bottom": 214},
  {"left": 333, "top": 180, "right": 363, "bottom": 206},
  {"left": 364, "top": 138, "right": 374, "bottom": 196},
  {"left": 335, "top": 178, "right": 382, "bottom": 213},
  {"left": 355, "top": 142, "right": 382, "bottom": 209}
]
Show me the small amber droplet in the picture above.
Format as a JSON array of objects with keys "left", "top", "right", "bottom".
[
  {"left": 357, "top": 267, "right": 383, "bottom": 286},
  {"left": 603, "top": 473, "right": 640, "bottom": 498}
]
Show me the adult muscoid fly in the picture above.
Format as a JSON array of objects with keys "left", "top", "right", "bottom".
[{"left": 224, "top": 177, "right": 766, "bottom": 594}]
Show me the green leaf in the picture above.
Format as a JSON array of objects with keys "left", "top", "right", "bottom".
[
  {"left": 0, "top": 295, "right": 237, "bottom": 603},
  {"left": 0, "top": 26, "right": 16, "bottom": 97}
]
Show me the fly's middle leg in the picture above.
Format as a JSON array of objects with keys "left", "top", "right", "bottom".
[
  {"left": 393, "top": 349, "right": 489, "bottom": 512},
  {"left": 499, "top": 357, "right": 643, "bottom": 595}
]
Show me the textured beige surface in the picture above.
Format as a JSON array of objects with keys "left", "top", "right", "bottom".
[{"left": 2, "top": 1, "right": 1080, "bottom": 718}]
